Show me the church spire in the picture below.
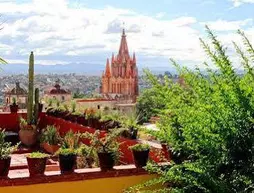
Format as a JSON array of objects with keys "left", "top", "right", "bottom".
[
  {"left": 118, "top": 28, "right": 130, "bottom": 61},
  {"left": 105, "top": 58, "right": 111, "bottom": 77}
]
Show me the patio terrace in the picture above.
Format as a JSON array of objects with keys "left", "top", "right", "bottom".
[{"left": 0, "top": 112, "right": 169, "bottom": 192}]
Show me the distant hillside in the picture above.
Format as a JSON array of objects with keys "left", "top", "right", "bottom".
[
  {"left": 1, "top": 63, "right": 105, "bottom": 75},
  {"left": 0, "top": 62, "right": 177, "bottom": 75}
]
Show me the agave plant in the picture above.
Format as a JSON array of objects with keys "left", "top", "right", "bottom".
[
  {"left": 61, "top": 130, "right": 81, "bottom": 150},
  {"left": 120, "top": 112, "right": 142, "bottom": 139},
  {"left": 40, "top": 125, "right": 61, "bottom": 146}
]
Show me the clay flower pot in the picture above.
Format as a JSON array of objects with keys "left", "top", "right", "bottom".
[
  {"left": 0, "top": 157, "right": 11, "bottom": 178},
  {"left": 41, "top": 142, "right": 60, "bottom": 154},
  {"left": 97, "top": 152, "right": 115, "bottom": 171},
  {"left": 132, "top": 149, "right": 150, "bottom": 168},
  {"left": 27, "top": 157, "right": 47, "bottom": 176},
  {"left": 59, "top": 154, "right": 77, "bottom": 174},
  {"left": 19, "top": 127, "right": 38, "bottom": 147}
]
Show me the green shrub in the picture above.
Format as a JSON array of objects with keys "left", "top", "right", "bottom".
[{"left": 125, "top": 27, "right": 254, "bottom": 193}]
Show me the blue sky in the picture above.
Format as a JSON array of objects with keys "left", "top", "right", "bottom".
[{"left": 0, "top": 0, "right": 253, "bottom": 73}]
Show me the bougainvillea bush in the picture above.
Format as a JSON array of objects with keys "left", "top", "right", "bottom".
[{"left": 127, "top": 27, "right": 254, "bottom": 193}]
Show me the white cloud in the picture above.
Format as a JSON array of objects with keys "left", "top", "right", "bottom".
[
  {"left": 202, "top": 19, "right": 252, "bottom": 31},
  {"left": 0, "top": 0, "right": 204, "bottom": 66},
  {"left": 0, "top": 0, "right": 253, "bottom": 71},
  {"left": 231, "top": 0, "right": 254, "bottom": 7},
  {"left": 155, "top": 12, "right": 166, "bottom": 19}
]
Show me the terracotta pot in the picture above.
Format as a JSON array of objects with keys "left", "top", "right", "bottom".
[
  {"left": 0, "top": 157, "right": 11, "bottom": 178},
  {"left": 97, "top": 152, "right": 115, "bottom": 171},
  {"left": 59, "top": 154, "right": 76, "bottom": 174},
  {"left": 19, "top": 128, "right": 37, "bottom": 147},
  {"left": 27, "top": 157, "right": 47, "bottom": 176},
  {"left": 41, "top": 142, "right": 60, "bottom": 154},
  {"left": 10, "top": 104, "right": 18, "bottom": 113},
  {"left": 132, "top": 149, "right": 150, "bottom": 168}
]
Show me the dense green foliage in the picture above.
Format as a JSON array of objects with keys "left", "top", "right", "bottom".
[
  {"left": 127, "top": 27, "right": 254, "bottom": 192},
  {"left": 137, "top": 87, "right": 166, "bottom": 123}
]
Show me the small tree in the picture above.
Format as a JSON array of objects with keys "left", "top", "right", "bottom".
[{"left": 136, "top": 85, "right": 166, "bottom": 123}]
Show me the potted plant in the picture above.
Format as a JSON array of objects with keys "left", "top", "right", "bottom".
[
  {"left": 56, "top": 130, "right": 80, "bottom": 174},
  {"left": 78, "top": 144, "right": 97, "bottom": 168},
  {"left": 40, "top": 125, "right": 61, "bottom": 154},
  {"left": 0, "top": 129, "right": 19, "bottom": 178},
  {"left": 86, "top": 108, "right": 97, "bottom": 128},
  {"left": 46, "top": 98, "right": 54, "bottom": 116},
  {"left": 83, "top": 128, "right": 124, "bottom": 171},
  {"left": 100, "top": 110, "right": 122, "bottom": 130},
  {"left": 129, "top": 143, "right": 150, "bottom": 168},
  {"left": 121, "top": 112, "right": 141, "bottom": 139},
  {"left": 60, "top": 104, "right": 70, "bottom": 119},
  {"left": 19, "top": 52, "right": 40, "bottom": 147},
  {"left": 65, "top": 102, "right": 78, "bottom": 122},
  {"left": 10, "top": 97, "right": 18, "bottom": 113},
  {"left": 76, "top": 107, "right": 87, "bottom": 126},
  {"left": 19, "top": 117, "right": 38, "bottom": 147},
  {"left": 26, "top": 152, "right": 49, "bottom": 176},
  {"left": 53, "top": 100, "right": 62, "bottom": 118}
]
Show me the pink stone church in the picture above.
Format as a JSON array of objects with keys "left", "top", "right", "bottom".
[{"left": 101, "top": 29, "right": 139, "bottom": 103}]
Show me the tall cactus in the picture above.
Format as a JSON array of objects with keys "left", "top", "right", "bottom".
[
  {"left": 27, "top": 51, "right": 34, "bottom": 125},
  {"left": 34, "top": 88, "right": 39, "bottom": 124}
]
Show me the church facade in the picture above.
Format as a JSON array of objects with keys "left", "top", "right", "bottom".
[{"left": 101, "top": 29, "right": 139, "bottom": 102}]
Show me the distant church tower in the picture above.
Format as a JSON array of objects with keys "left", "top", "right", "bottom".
[{"left": 101, "top": 29, "right": 139, "bottom": 102}]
